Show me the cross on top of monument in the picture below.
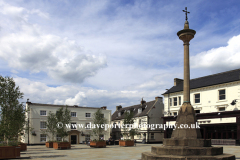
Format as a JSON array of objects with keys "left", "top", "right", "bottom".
[{"left": 182, "top": 7, "right": 190, "bottom": 21}]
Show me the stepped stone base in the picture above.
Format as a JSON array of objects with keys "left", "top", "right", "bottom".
[
  {"left": 141, "top": 103, "right": 235, "bottom": 159},
  {"left": 141, "top": 139, "right": 235, "bottom": 160},
  {"left": 142, "top": 152, "right": 235, "bottom": 160},
  {"left": 152, "top": 146, "right": 223, "bottom": 156},
  {"left": 163, "top": 139, "right": 211, "bottom": 147}
]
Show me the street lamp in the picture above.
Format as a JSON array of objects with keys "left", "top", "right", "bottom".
[{"left": 230, "top": 99, "right": 240, "bottom": 111}]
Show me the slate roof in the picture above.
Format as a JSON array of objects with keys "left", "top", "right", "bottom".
[
  {"left": 163, "top": 68, "right": 240, "bottom": 95},
  {"left": 27, "top": 102, "right": 102, "bottom": 110},
  {"left": 111, "top": 100, "right": 156, "bottom": 121}
]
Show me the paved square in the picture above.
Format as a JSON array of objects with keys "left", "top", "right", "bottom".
[{"left": 19, "top": 144, "right": 240, "bottom": 160}]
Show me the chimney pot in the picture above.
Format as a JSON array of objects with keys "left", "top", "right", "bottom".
[
  {"left": 101, "top": 106, "right": 107, "bottom": 110},
  {"left": 155, "top": 96, "right": 162, "bottom": 102},
  {"left": 116, "top": 105, "right": 122, "bottom": 111}
]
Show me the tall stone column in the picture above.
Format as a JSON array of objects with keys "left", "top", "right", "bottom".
[
  {"left": 179, "top": 21, "right": 195, "bottom": 103},
  {"left": 170, "top": 20, "right": 202, "bottom": 139},
  {"left": 183, "top": 41, "right": 190, "bottom": 102}
]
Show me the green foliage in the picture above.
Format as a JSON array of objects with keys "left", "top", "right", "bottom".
[
  {"left": 0, "top": 76, "right": 26, "bottom": 145},
  {"left": 41, "top": 111, "right": 57, "bottom": 142},
  {"left": 92, "top": 109, "right": 107, "bottom": 141},
  {"left": 0, "top": 140, "right": 18, "bottom": 146},
  {"left": 55, "top": 106, "right": 71, "bottom": 141},
  {"left": 122, "top": 111, "right": 138, "bottom": 140},
  {"left": 123, "top": 111, "right": 134, "bottom": 125}
]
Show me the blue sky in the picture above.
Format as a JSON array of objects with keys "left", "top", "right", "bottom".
[{"left": 0, "top": 0, "right": 240, "bottom": 113}]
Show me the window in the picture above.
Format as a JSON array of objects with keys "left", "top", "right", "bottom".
[
  {"left": 40, "top": 134, "right": 47, "bottom": 142},
  {"left": 219, "top": 89, "right": 226, "bottom": 100},
  {"left": 150, "top": 133, "right": 154, "bottom": 139},
  {"left": 138, "top": 134, "right": 141, "bottom": 138},
  {"left": 178, "top": 97, "right": 181, "bottom": 105},
  {"left": 40, "top": 110, "right": 46, "bottom": 116},
  {"left": 86, "top": 123, "right": 91, "bottom": 130},
  {"left": 194, "top": 94, "right": 200, "bottom": 103},
  {"left": 100, "top": 114, "right": 104, "bottom": 118},
  {"left": 169, "top": 98, "right": 172, "bottom": 106},
  {"left": 56, "top": 134, "right": 61, "bottom": 141},
  {"left": 71, "top": 112, "right": 77, "bottom": 117},
  {"left": 85, "top": 135, "right": 90, "bottom": 142},
  {"left": 173, "top": 97, "right": 177, "bottom": 106},
  {"left": 219, "top": 107, "right": 225, "bottom": 111},
  {"left": 139, "top": 119, "right": 141, "bottom": 124},
  {"left": 195, "top": 110, "right": 200, "bottom": 114},
  {"left": 173, "top": 112, "right": 177, "bottom": 116},
  {"left": 71, "top": 122, "right": 76, "bottom": 130},
  {"left": 85, "top": 113, "right": 91, "bottom": 118},
  {"left": 40, "top": 121, "right": 47, "bottom": 129},
  {"left": 138, "top": 108, "right": 142, "bottom": 113}
]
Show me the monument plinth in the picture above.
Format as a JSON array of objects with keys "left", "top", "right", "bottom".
[{"left": 141, "top": 7, "right": 235, "bottom": 160}]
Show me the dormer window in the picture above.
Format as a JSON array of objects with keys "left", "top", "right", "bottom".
[
  {"left": 138, "top": 108, "right": 142, "bottom": 113},
  {"left": 127, "top": 110, "right": 130, "bottom": 113},
  {"left": 118, "top": 112, "right": 121, "bottom": 117}
]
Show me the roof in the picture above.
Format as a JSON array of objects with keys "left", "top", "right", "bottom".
[
  {"left": 163, "top": 68, "right": 240, "bottom": 95},
  {"left": 27, "top": 102, "right": 104, "bottom": 110},
  {"left": 111, "top": 100, "right": 156, "bottom": 121}
]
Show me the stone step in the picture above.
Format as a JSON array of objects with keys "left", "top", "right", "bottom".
[
  {"left": 152, "top": 146, "right": 223, "bottom": 156},
  {"left": 163, "top": 138, "right": 211, "bottom": 147},
  {"left": 141, "top": 152, "right": 235, "bottom": 160}
]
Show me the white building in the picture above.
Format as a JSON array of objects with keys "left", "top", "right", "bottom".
[
  {"left": 111, "top": 97, "right": 164, "bottom": 143},
  {"left": 23, "top": 102, "right": 111, "bottom": 144},
  {"left": 162, "top": 69, "right": 240, "bottom": 142}
]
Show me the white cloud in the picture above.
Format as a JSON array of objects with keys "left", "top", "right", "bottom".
[
  {"left": 14, "top": 77, "right": 162, "bottom": 111},
  {"left": 65, "top": 91, "right": 86, "bottom": 106},
  {"left": 191, "top": 34, "right": 240, "bottom": 72},
  {"left": 30, "top": 9, "right": 49, "bottom": 19},
  {"left": 0, "top": 2, "right": 107, "bottom": 83}
]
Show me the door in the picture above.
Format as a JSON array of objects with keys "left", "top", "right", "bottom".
[{"left": 71, "top": 135, "right": 77, "bottom": 144}]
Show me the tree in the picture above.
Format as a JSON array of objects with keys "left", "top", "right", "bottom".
[
  {"left": 55, "top": 106, "right": 71, "bottom": 141},
  {"left": 92, "top": 109, "right": 107, "bottom": 141},
  {"left": 41, "top": 111, "right": 57, "bottom": 142},
  {"left": 0, "top": 76, "right": 26, "bottom": 145},
  {"left": 123, "top": 111, "right": 138, "bottom": 140}
]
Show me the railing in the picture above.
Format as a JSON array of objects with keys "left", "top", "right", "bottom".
[{"left": 211, "top": 139, "right": 236, "bottom": 145}]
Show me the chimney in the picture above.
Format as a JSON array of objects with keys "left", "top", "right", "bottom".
[
  {"left": 101, "top": 106, "right": 107, "bottom": 110},
  {"left": 155, "top": 96, "right": 162, "bottom": 102},
  {"left": 174, "top": 78, "right": 183, "bottom": 86},
  {"left": 116, "top": 105, "right": 122, "bottom": 111},
  {"left": 141, "top": 98, "right": 146, "bottom": 106}
]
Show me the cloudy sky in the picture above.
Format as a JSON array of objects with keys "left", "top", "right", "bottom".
[{"left": 1, "top": 0, "right": 240, "bottom": 112}]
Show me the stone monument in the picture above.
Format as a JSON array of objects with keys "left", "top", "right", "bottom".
[{"left": 141, "top": 7, "right": 235, "bottom": 160}]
